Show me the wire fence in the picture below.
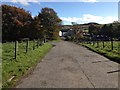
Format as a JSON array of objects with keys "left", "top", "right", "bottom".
[
  {"left": 2, "top": 38, "right": 45, "bottom": 60},
  {"left": 81, "top": 40, "right": 120, "bottom": 55}
]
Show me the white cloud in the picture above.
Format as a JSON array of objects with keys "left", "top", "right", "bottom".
[
  {"left": 60, "top": 17, "right": 82, "bottom": 22},
  {"left": 99, "top": 16, "right": 118, "bottom": 24},
  {"left": 11, "top": 0, "right": 40, "bottom": 6},
  {"left": 82, "top": 14, "right": 103, "bottom": 22},
  {"left": 60, "top": 14, "right": 117, "bottom": 25}
]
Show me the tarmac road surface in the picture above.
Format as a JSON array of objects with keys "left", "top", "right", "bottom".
[{"left": 16, "top": 41, "right": 119, "bottom": 88}]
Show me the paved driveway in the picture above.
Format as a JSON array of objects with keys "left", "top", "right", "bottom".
[{"left": 17, "top": 41, "right": 119, "bottom": 88}]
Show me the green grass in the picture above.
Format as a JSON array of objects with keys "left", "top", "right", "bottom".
[
  {"left": 2, "top": 41, "right": 52, "bottom": 88},
  {"left": 81, "top": 41, "right": 120, "bottom": 63}
]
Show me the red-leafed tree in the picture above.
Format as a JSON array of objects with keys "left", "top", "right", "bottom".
[
  {"left": 2, "top": 5, "right": 62, "bottom": 42},
  {"left": 2, "top": 4, "right": 32, "bottom": 41}
]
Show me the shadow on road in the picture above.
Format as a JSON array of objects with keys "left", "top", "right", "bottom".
[
  {"left": 92, "top": 60, "right": 112, "bottom": 63},
  {"left": 107, "top": 70, "right": 120, "bottom": 74}
]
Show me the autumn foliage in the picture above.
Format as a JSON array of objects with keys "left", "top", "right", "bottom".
[{"left": 2, "top": 4, "right": 62, "bottom": 42}]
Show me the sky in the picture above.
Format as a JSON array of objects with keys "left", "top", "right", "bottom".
[{"left": 2, "top": 0, "right": 120, "bottom": 25}]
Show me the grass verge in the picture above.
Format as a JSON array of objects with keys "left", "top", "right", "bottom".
[
  {"left": 81, "top": 43, "right": 120, "bottom": 64},
  {"left": 2, "top": 42, "right": 52, "bottom": 88}
]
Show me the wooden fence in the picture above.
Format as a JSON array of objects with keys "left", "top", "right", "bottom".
[
  {"left": 82, "top": 40, "right": 120, "bottom": 55},
  {"left": 14, "top": 38, "right": 45, "bottom": 59}
]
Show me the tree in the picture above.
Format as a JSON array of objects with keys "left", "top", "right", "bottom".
[
  {"left": 2, "top": 4, "right": 32, "bottom": 41},
  {"left": 100, "top": 24, "right": 108, "bottom": 36},
  {"left": 28, "top": 16, "right": 42, "bottom": 39},
  {"left": 108, "top": 24, "right": 114, "bottom": 38},
  {"left": 71, "top": 22, "right": 79, "bottom": 41},
  {"left": 2, "top": 5, "right": 62, "bottom": 42},
  {"left": 88, "top": 24, "right": 100, "bottom": 36},
  {"left": 99, "top": 23, "right": 120, "bottom": 39},
  {"left": 112, "top": 22, "right": 120, "bottom": 39},
  {"left": 38, "top": 7, "right": 62, "bottom": 40},
  {"left": 116, "top": 25, "right": 120, "bottom": 38}
]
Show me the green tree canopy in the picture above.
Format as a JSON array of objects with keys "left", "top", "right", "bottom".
[
  {"left": 88, "top": 24, "right": 100, "bottom": 36},
  {"left": 38, "top": 7, "right": 62, "bottom": 40}
]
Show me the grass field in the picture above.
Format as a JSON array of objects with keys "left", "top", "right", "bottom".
[
  {"left": 2, "top": 41, "right": 52, "bottom": 88},
  {"left": 81, "top": 41, "right": 120, "bottom": 63}
]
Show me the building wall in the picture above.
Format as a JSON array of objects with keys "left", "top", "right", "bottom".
[{"left": 59, "top": 31, "right": 62, "bottom": 36}]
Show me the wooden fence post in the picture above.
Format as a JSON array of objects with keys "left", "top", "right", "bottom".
[
  {"left": 40, "top": 38, "right": 42, "bottom": 46},
  {"left": 40, "top": 39, "right": 42, "bottom": 46},
  {"left": 118, "top": 41, "right": 120, "bottom": 55},
  {"left": 37, "top": 39, "right": 39, "bottom": 48},
  {"left": 97, "top": 40, "right": 99, "bottom": 48},
  {"left": 44, "top": 38, "right": 46, "bottom": 43},
  {"left": 33, "top": 39, "right": 35, "bottom": 50},
  {"left": 111, "top": 40, "right": 113, "bottom": 50},
  {"left": 15, "top": 41, "right": 18, "bottom": 59},
  {"left": 42, "top": 38, "right": 44, "bottom": 45},
  {"left": 26, "top": 40, "right": 29, "bottom": 53},
  {"left": 93, "top": 41, "right": 95, "bottom": 46},
  {"left": 103, "top": 41, "right": 105, "bottom": 48}
]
